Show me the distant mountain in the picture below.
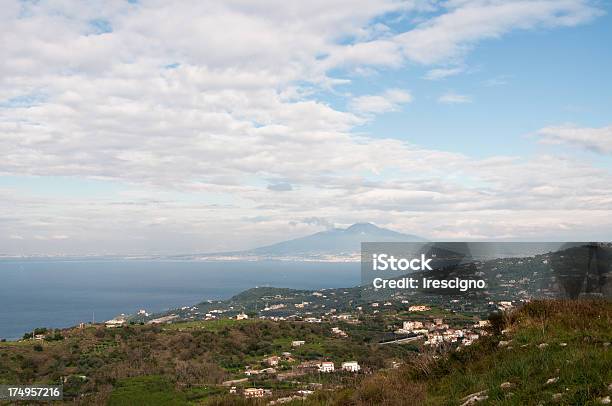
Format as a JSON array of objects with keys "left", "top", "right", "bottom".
[
  {"left": 240, "top": 223, "right": 425, "bottom": 258},
  {"left": 168, "top": 222, "right": 424, "bottom": 260}
]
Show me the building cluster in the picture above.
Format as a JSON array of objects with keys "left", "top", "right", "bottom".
[
  {"left": 136, "top": 252, "right": 565, "bottom": 328},
  {"left": 242, "top": 387, "right": 271, "bottom": 398},
  {"left": 395, "top": 317, "right": 491, "bottom": 347},
  {"left": 263, "top": 303, "right": 286, "bottom": 311},
  {"left": 243, "top": 347, "right": 360, "bottom": 377},
  {"left": 238, "top": 387, "right": 316, "bottom": 402},
  {"left": 244, "top": 367, "right": 276, "bottom": 376},
  {"left": 312, "top": 360, "right": 361, "bottom": 373},
  {"left": 236, "top": 356, "right": 360, "bottom": 400}
]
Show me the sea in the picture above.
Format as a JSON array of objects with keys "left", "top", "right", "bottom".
[{"left": 0, "top": 259, "right": 359, "bottom": 340}]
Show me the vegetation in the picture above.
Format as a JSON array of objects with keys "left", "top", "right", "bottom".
[
  {"left": 0, "top": 299, "right": 609, "bottom": 405},
  {"left": 108, "top": 376, "right": 188, "bottom": 406},
  {"left": 0, "top": 316, "right": 411, "bottom": 404},
  {"left": 311, "top": 299, "right": 612, "bottom": 405}
]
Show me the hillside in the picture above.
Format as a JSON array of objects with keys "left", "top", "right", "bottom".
[
  {"left": 309, "top": 299, "right": 612, "bottom": 405},
  {"left": 0, "top": 299, "right": 609, "bottom": 405}
]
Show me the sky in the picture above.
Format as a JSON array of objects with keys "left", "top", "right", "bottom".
[{"left": 1, "top": 0, "right": 612, "bottom": 255}]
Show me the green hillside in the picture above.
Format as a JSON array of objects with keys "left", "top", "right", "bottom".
[
  {"left": 0, "top": 299, "right": 609, "bottom": 405},
  {"left": 310, "top": 299, "right": 611, "bottom": 405}
]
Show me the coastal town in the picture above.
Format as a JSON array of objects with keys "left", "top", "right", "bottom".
[
  {"left": 79, "top": 252, "right": 580, "bottom": 401},
  {"left": 5, "top": 249, "right": 609, "bottom": 404},
  {"left": 126, "top": 251, "right": 566, "bottom": 332}
]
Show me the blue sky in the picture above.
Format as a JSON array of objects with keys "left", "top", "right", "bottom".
[
  {"left": 1, "top": 0, "right": 611, "bottom": 255},
  {"left": 331, "top": 12, "right": 612, "bottom": 158}
]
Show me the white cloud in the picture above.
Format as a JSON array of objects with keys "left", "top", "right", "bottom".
[
  {"left": 536, "top": 124, "right": 612, "bottom": 154},
  {"left": 3, "top": 148, "right": 612, "bottom": 254},
  {"left": 0, "top": 0, "right": 609, "bottom": 254},
  {"left": 438, "top": 92, "right": 472, "bottom": 104},
  {"left": 396, "top": 0, "right": 603, "bottom": 64},
  {"left": 424, "top": 66, "right": 465, "bottom": 80},
  {"left": 349, "top": 89, "right": 413, "bottom": 114}
]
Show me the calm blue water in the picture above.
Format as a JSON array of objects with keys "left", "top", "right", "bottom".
[{"left": 0, "top": 260, "right": 359, "bottom": 340}]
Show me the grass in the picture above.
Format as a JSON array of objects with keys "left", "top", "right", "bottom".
[
  {"left": 312, "top": 299, "right": 612, "bottom": 405},
  {"left": 161, "top": 319, "right": 256, "bottom": 332},
  {"left": 0, "top": 340, "right": 40, "bottom": 347},
  {"left": 0, "top": 339, "right": 65, "bottom": 348},
  {"left": 107, "top": 375, "right": 189, "bottom": 406},
  {"left": 183, "top": 385, "right": 228, "bottom": 403},
  {"left": 429, "top": 301, "right": 612, "bottom": 405},
  {"left": 426, "top": 300, "right": 612, "bottom": 405},
  {"left": 425, "top": 334, "right": 611, "bottom": 405}
]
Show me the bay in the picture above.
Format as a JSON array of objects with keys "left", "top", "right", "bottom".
[{"left": 0, "top": 259, "right": 358, "bottom": 340}]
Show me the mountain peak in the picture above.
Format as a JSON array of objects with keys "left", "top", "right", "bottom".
[
  {"left": 344, "top": 223, "right": 382, "bottom": 233},
  {"left": 244, "top": 222, "right": 425, "bottom": 257}
]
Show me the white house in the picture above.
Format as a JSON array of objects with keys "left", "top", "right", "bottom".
[
  {"left": 318, "top": 361, "right": 335, "bottom": 373},
  {"left": 341, "top": 361, "right": 361, "bottom": 372},
  {"left": 243, "top": 388, "right": 265, "bottom": 398},
  {"left": 291, "top": 340, "right": 305, "bottom": 347},
  {"left": 403, "top": 321, "right": 424, "bottom": 331},
  {"left": 236, "top": 312, "right": 249, "bottom": 320},
  {"left": 331, "top": 327, "right": 348, "bottom": 337},
  {"left": 408, "top": 305, "right": 430, "bottom": 312},
  {"left": 105, "top": 316, "right": 127, "bottom": 328}
]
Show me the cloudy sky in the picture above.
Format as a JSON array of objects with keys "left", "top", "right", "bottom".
[{"left": 1, "top": 0, "right": 612, "bottom": 255}]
